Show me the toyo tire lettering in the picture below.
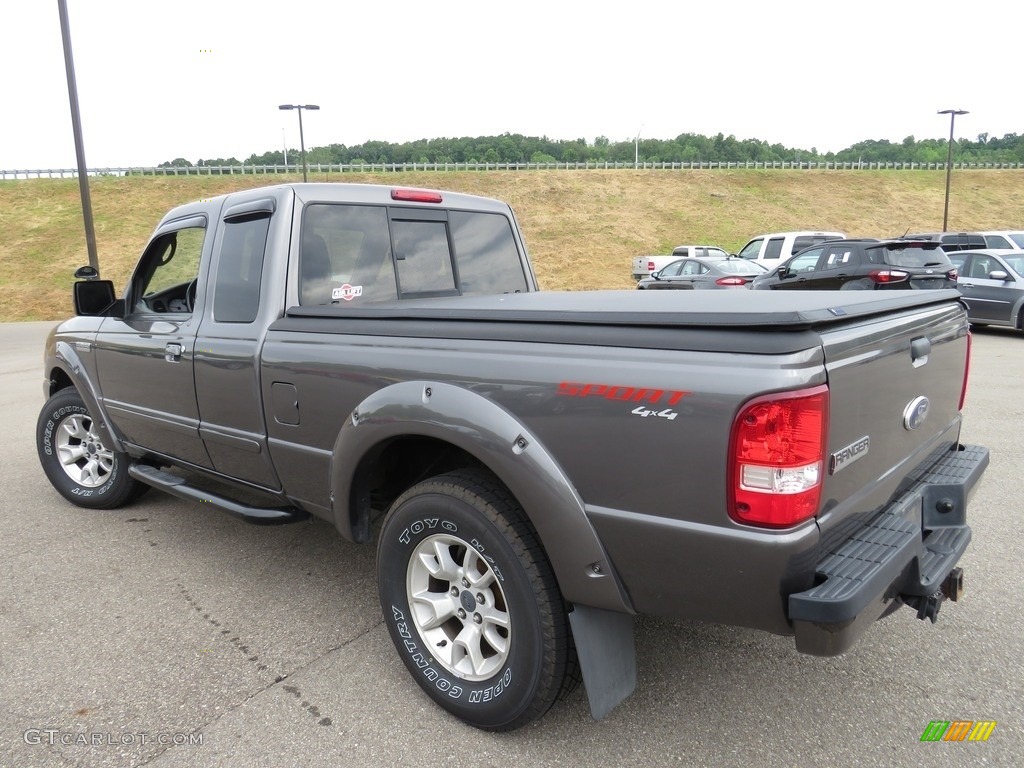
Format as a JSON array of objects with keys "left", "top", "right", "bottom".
[
  {"left": 377, "top": 469, "right": 579, "bottom": 731},
  {"left": 35, "top": 389, "right": 147, "bottom": 510}
]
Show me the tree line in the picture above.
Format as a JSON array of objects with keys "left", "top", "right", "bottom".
[{"left": 159, "top": 131, "right": 1024, "bottom": 169}]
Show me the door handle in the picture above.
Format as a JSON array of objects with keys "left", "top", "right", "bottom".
[{"left": 165, "top": 343, "right": 184, "bottom": 362}]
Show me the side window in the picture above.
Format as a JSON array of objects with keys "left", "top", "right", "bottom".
[
  {"left": 984, "top": 235, "right": 1011, "bottom": 249},
  {"left": 300, "top": 204, "right": 396, "bottom": 305},
  {"left": 764, "top": 238, "right": 785, "bottom": 261},
  {"left": 214, "top": 216, "right": 269, "bottom": 323},
  {"left": 737, "top": 238, "right": 763, "bottom": 260},
  {"left": 682, "top": 260, "right": 704, "bottom": 276},
  {"left": 393, "top": 220, "right": 457, "bottom": 295},
  {"left": 660, "top": 261, "right": 684, "bottom": 277},
  {"left": 449, "top": 211, "right": 528, "bottom": 295},
  {"left": 788, "top": 247, "right": 824, "bottom": 273},
  {"left": 133, "top": 225, "right": 206, "bottom": 314},
  {"left": 970, "top": 257, "right": 993, "bottom": 279},
  {"left": 821, "top": 246, "right": 856, "bottom": 270}
]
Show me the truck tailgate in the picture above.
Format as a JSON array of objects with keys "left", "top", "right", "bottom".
[{"left": 814, "top": 300, "right": 970, "bottom": 547}]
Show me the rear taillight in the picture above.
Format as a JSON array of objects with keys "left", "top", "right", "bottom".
[
  {"left": 868, "top": 269, "right": 910, "bottom": 284},
  {"left": 648, "top": 260, "right": 656, "bottom": 273},
  {"left": 947, "top": 267, "right": 959, "bottom": 282},
  {"left": 715, "top": 276, "right": 747, "bottom": 286},
  {"left": 959, "top": 331, "right": 971, "bottom": 411},
  {"left": 729, "top": 386, "right": 829, "bottom": 528}
]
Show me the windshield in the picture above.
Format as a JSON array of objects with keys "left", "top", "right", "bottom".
[
  {"left": 1003, "top": 255, "right": 1024, "bottom": 275},
  {"left": 736, "top": 239, "right": 763, "bottom": 259},
  {"left": 1009, "top": 234, "right": 1024, "bottom": 248}
]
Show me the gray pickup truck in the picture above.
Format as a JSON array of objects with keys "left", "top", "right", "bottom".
[{"left": 37, "top": 182, "right": 988, "bottom": 731}]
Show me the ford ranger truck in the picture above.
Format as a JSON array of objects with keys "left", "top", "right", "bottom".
[{"left": 37, "top": 183, "right": 988, "bottom": 731}]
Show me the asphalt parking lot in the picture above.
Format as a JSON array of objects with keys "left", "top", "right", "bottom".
[{"left": 1, "top": 320, "right": 1022, "bottom": 767}]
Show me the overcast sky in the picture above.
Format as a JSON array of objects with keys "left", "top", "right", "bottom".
[{"left": 1, "top": 1, "right": 1017, "bottom": 169}]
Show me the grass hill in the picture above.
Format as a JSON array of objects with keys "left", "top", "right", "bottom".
[{"left": 2, "top": 169, "right": 1022, "bottom": 322}]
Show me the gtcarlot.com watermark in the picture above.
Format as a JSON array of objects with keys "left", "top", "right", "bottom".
[{"left": 24, "top": 729, "right": 203, "bottom": 747}]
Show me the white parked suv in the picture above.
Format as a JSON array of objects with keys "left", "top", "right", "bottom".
[
  {"left": 736, "top": 231, "right": 846, "bottom": 266},
  {"left": 631, "top": 245, "right": 730, "bottom": 280}
]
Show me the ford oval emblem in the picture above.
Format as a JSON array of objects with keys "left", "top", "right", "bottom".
[{"left": 903, "top": 396, "right": 930, "bottom": 430}]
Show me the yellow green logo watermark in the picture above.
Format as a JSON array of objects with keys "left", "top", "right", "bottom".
[{"left": 920, "top": 721, "right": 996, "bottom": 742}]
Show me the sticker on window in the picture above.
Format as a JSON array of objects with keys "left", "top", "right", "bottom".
[{"left": 332, "top": 284, "right": 363, "bottom": 301}]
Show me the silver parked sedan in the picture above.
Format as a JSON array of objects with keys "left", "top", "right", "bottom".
[
  {"left": 947, "top": 249, "right": 1024, "bottom": 331},
  {"left": 636, "top": 256, "right": 767, "bottom": 290}
]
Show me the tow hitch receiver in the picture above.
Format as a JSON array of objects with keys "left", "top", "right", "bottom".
[
  {"left": 942, "top": 567, "right": 964, "bottom": 602},
  {"left": 903, "top": 568, "right": 965, "bottom": 624},
  {"left": 905, "top": 592, "right": 944, "bottom": 623}
]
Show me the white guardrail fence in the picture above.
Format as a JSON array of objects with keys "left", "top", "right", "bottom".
[{"left": 2, "top": 160, "right": 1022, "bottom": 180}]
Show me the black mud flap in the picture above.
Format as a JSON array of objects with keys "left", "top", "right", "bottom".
[{"left": 569, "top": 605, "right": 637, "bottom": 720}]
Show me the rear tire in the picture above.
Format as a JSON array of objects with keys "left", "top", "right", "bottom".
[
  {"left": 377, "top": 469, "right": 574, "bottom": 731},
  {"left": 36, "top": 389, "right": 146, "bottom": 509}
]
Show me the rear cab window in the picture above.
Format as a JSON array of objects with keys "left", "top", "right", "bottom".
[
  {"left": 793, "top": 235, "right": 840, "bottom": 255},
  {"left": 298, "top": 202, "right": 528, "bottom": 305},
  {"left": 939, "top": 234, "right": 986, "bottom": 252}
]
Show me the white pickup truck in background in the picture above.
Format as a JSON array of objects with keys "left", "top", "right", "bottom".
[{"left": 631, "top": 244, "right": 730, "bottom": 280}]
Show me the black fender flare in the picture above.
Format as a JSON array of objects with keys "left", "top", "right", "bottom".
[
  {"left": 331, "top": 380, "right": 634, "bottom": 615},
  {"left": 48, "top": 339, "right": 125, "bottom": 453}
]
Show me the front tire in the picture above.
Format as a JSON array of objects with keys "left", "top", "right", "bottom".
[
  {"left": 377, "top": 469, "right": 574, "bottom": 731},
  {"left": 36, "top": 389, "right": 145, "bottom": 509}
]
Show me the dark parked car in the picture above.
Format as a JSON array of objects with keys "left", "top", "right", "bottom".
[
  {"left": 751, "top": 238, "right": 958, "bottom": 291},
  {"left": 901, "top": 232, "right": 987, "bottom": 252},
  {"left": 636, "top": 256, "right": 767, "bottom": 290},
  {"left": 946, "top": 249, "right": 1024, "bottom": 330}
]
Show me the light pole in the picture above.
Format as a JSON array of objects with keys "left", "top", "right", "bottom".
[
  {"left": 279, "top": 104, "right": 320, "bottom": 182},
  {"left": 57, "top": 0, "right": 99, "bottom": 273},
  {"left": 634, "top": 124, "right": 644, "bottom": 168},
  {"left": 938, "top": 108, "right": 968, "bottom": 232}
]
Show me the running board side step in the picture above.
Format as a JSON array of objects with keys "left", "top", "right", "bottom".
[{"left": 128, "top": 464, "right": 310, "bottom": 525}]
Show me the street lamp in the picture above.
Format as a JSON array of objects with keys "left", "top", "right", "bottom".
[
  {"left": 634, "top": 124, "right": 644, "bottom": 168},
  {"left": 279, "top": 104, "right": 320, "bottom": 182},
  {"left": 938, "top": 108, "right": 968, "bottom": 232}
]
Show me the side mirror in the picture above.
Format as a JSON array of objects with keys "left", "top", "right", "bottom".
[
  {"left": 989, "top": 270, "right": 1009, "bottom": 281},
  {"left": 73, "top": 279, "right": 119, "bottom": 316},
  {"left": 651, "top": 271, "right": 661, "bottom": 280}
]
